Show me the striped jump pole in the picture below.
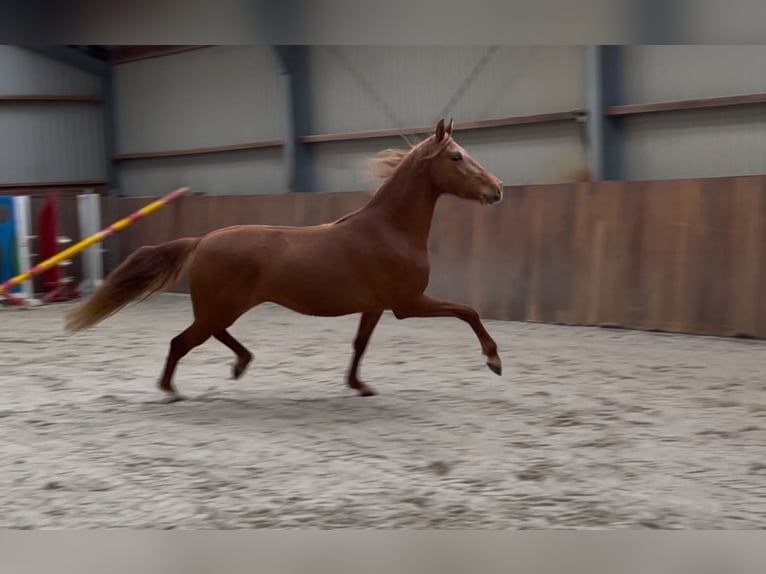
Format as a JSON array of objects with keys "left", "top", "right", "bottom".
[{"left": 0, "top": 186, "right": 189, "bottom": 305}]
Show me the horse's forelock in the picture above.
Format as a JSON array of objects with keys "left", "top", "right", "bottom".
[{"left": 420, "top": 135, "right": 452, "bottom": 160}]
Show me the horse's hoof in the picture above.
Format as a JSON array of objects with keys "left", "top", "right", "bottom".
[
  {"left": 487, "top": 358, "right": 502, "bottom": 376},
  {"left": 231, "top": 356, "right": 252, "bottom": 380},
  {"left": 160, "top": 393, "right": 186, "bottom": 404},
  {"left": 351, "top": 382, "right": 377, "bottom": 396}
]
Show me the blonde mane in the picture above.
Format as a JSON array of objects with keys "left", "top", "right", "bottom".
[
  {"left": 367, "top": 134, "right": 452, "bottom": 181},
  {"left": 368, "top": 148, "right": 411, "bottom": 180}
]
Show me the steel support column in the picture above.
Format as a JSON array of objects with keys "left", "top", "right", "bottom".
[
  {"left": 586, "top": 45, "right": 622, "bottom": 181},
  {"left": 100, "top": 61, "right": 121, "bottom": 273},
  {"left": 273, "top": 46, "right": 315, "bottom": 192},
  {"left": 101, "top": 63, "right": 119, "bottom": 197}
]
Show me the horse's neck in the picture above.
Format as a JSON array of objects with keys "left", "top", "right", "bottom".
[{"left": 363, "top": 165, "right": 438, "bottom": 247}]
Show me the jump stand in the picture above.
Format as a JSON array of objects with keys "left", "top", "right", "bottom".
[
  {"left": 0, "top": 195, "right": 37, "bottom": 307},
  {"left": 76, "top": 192, "right": 104, "bottom": 295},
  {"left": 38, "top": 192, "right": 79, "bottom": 304},
  {"left": 0, "top": 186, "right": 190, "bottom": 306}
]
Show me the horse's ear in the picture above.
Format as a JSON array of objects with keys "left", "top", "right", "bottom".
[
  {"left": 435, "top": 118, "right": 446, "bottom": 141},
  {"left": 446, "top": 118, "right": 454, "bottom": 136}
]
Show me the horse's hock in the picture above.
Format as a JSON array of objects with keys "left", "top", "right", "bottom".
[{"left": 0, "top": 294, "right": 764, "bottom": 528}]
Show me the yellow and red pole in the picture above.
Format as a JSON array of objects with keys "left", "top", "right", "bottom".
[{"left": 0, "top": 186, "right": 189, "bottom": 303}]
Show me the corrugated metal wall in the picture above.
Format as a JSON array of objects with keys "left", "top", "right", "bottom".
[
  {"left": 2, "top": 44, "right": 756, "bottom": 195},
  {"left": 115, "top": 46, "right": 285, "bottom": 196},
  {"left": 110, "top": 45, "right": 766, "bottom": 192},
  {"left": 308, "top": 46, "right": 587, "bottom": 191},
  {"left": 620, "top": 46, "right": 766, "bottom": 181},
  {"left": 311, "top": 124, "right": 586, "bottom": 193},
  {"left": 0, "top": 46, "right": 105, "bottom": 184},
  {"left": 621, "top": 45, "right": 766, "bottom": 104},
  {"left": 118, "top": 149, "right": 283, "bottom": 198},
  {"left": 309, "top": 46, "right": 583, "bottom": 132},
  {"left": 0, "top": 104, "right": 105, "bottom": 183},
  {"left": 0, "top": 46, "right": 100, "bottom": 95},
  {"left": 622, "top": 107, "right": 766, "bottom": 180}
]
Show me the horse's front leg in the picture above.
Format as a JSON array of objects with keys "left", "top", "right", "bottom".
[
  {"left": 392, "top": 294, "right": 502, "bottom": 375},
  {"left": 347, "top": 310, "right": 384, "bottom": 396}
]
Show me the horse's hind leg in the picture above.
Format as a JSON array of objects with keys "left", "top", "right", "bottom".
[
  {"left": 214, "top": 329, "right": 253, "bottom": 380},
  {"left": 157, "top": 321, "right": 213, "bottom": 401},
  {"left": 347, "top": 310, "right": 383, "bottom": 396}
]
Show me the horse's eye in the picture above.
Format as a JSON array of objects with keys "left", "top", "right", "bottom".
[{"left": 451, "top": 153, "right": 463, "bottom": 161}]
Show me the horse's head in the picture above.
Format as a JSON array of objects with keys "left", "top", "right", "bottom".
[{"left": 422, "top": 118, "right": 503, "bottom": 206}]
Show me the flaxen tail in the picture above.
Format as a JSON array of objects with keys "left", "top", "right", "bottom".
[{"left": 65, "top": 237, "right": 200, "bottom": 332}]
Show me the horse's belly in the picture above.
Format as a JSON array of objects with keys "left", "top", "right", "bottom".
[{"left": 269, "top": 278, "right": 380, "bottom": 317}]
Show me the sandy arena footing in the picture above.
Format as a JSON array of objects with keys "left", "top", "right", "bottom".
[{"left": 1, "top": 294, "right": 765, "bottom": 528}]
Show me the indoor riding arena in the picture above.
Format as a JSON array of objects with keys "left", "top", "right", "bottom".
[{"left": 2, "top": 45, "right": 766, "bottom": 529}]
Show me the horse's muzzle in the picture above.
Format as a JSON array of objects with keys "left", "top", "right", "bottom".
[{"left": 483, "top": 187, "right": 503, "bottom": 205}]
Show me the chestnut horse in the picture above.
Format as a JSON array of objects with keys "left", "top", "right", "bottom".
[{"left": 65, "top": 119, "right": 504, "bottom": 400}]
